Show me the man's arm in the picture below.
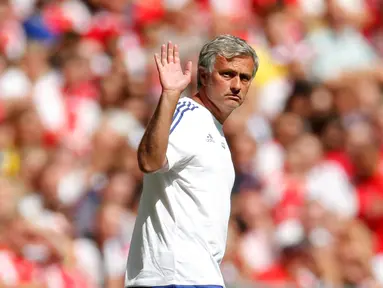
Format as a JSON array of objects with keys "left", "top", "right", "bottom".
[
  {"left": 137, "top": 92, "right": 179, "bottom": 173},
  {"left": 0, "top": 98, "right": 32, "bottom": 123},
  {"left": 137, "top": 41, "right": 192, "bottom": 173}
]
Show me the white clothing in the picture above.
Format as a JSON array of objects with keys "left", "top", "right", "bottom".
[
  {"left": 126, "top": 98, "right": 235, "bottom": 287},
  {"left": 32, "top": 71, "right": 67, "bottom": 133},
  {"left": 305, "top": 161, "right": 357, "bottom": 218},
  {"left": 0, "top": 67, "right": 31, "bottom": 99}
]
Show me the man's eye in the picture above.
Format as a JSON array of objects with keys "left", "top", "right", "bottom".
[{"left": 222, "top": 72, "right": 232, "bottom": 78}]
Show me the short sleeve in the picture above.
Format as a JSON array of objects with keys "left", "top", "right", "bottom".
[
  {"left": 158, "top": 100, "right": 198, "bottom": 173},
  {"left": 165, "top": 133, "right": 191, "bottom": 171}
]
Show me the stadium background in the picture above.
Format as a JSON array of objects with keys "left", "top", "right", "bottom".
[{"left": 0, "top": 0, "right": 382, "bottom": 287}]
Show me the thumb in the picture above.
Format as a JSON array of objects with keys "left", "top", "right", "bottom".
[{"left": 184, "top": 61, "right": 192, "bottom": 78}]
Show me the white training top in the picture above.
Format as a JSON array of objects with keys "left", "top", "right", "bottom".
[{"left": 125, "top": 97, "right": 235, "bottom": 287}]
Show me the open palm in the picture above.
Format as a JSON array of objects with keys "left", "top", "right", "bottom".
[{"left": 154, "top": 42, "right": 192, "bottom": 94}]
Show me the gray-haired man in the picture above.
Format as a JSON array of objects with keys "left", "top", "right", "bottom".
[{"left": 126, "top": 34, "right": 259, "bottom": 288}]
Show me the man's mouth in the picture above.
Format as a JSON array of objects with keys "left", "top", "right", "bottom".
[{"left": 226, "top": 95, "right": 241, "bottom": 101}]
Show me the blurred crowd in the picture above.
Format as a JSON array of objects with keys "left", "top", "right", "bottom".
[{"left": 0, "top": 0, "right": 382, "bottom": 287}]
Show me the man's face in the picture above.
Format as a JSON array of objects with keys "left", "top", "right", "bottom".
[{"left": 202, "top": 55, "right": 255, "bottom": 114}]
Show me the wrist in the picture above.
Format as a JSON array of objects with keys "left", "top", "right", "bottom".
[{"left": 161, "top": 89, "right": 182, "bottom": 99}]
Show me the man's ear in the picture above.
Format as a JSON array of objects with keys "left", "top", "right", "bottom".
[{"left": 199, "top": 67, "right": 209, "bottom": 86}]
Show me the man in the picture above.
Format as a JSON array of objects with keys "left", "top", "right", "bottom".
[{"left": 126, "top": 34, "right": 259, "bottom": 287}]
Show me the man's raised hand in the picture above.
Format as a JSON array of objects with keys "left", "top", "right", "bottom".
[{"left": 154, "top": 41, "right": 192, "bottom": 95}]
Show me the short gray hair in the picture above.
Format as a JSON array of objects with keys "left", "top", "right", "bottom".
[{"left": 197, "top": 34, "right": 259, "bottom": 89}]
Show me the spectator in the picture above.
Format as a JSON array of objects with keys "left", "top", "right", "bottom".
[{"left": 0, "top": 0, "right": 382, "bottom": 287}]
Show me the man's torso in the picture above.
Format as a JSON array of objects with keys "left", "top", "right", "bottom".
[{"left": 126, "top": 98, "right": 235, "bottom": 287}]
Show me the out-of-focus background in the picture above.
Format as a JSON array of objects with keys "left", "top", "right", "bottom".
[{"left": 0, "top": 0, "right": 382, "bottom": 287}]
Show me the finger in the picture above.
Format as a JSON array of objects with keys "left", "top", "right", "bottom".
[
  {"left": 174, "top": 44, "right": 179, "bottom": 64},
  {"left": 154, "top": 53, "right": 162, "bottom": 72},
  {"left": 184, "top": 61, "right": 192, "bottom": 78},
  {"left": 167, "top": 41, "right": 174, "bottom": 63},
  {"left": 161, "top": 44, "right": 166, "bottom": 66}
]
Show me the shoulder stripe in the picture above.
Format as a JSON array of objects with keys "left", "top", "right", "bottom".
[
  {"left": 172, "top": 101, "right": 189, "bottom": 122},
  {"left": 170, "top": 102, "right": 198, "bottom": 134}
]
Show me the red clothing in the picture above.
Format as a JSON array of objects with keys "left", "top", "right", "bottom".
[
  {"left": 59, "top": 81, "right": 100, "bottom": 154},
  {"left": 0, "top": 19, "right": 25, "bottom": 58},
  {"left": 356, "top": 161, "right": 383, "bottom": 253},
  {"left": 325, "top": 150, "right": 354, "bottom": 178},
  {"left": 256, "top": 264, "right": 318, "bottom": 287},
  {"left": 0, "top": 100, "right": 5, "bottom": 123},
  {"left": 256, "top": 264, "right": 290, "bottom": 284},
  {"left": 0, "top": 246, "right": 41, "bottom": 286},
  {"left": 62, "top": 81, "right": 99, "bottom": 101},
  {"left": 42, "top": 4, "right": 72, "bottom": 34},
  {"left": 252, "top": 0, "right": 297, "bottom": 15},
  {"left": 363, "top": 0, "right": 382, "bottom": 37},
  {"left": 132, "top": 0, "right": 164, "bottom": 28},
  {"left": 85, "top": 12, "right": 126, "bottom": 46},
  {"left": 62, "top": 81, "right": 99, "bottom": 131},
  {"left": 42, "top": 264, "right": 93, "bottom": 288},
  {"left": 273, "top": 172, "right": 306, "bottom": 224}
]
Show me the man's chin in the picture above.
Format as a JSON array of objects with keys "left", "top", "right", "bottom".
[
  {"left": 225, "top": 98, "right": 242, "bottom": 108},
  {"left": 226, "top": 95, "right": 242, "bottom": 102}
]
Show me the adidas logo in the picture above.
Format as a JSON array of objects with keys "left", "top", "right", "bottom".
[{"left": 206, "top": 133, "right": 215, "bottom": 143}]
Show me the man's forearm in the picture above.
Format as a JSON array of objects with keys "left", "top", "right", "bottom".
[{"left": 137, "top": 91, "right": 180, "bottom": 173}]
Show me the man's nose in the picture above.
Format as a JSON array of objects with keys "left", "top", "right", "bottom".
[{"left": 230, "top": 76, "right": 241, "bottom": 94}]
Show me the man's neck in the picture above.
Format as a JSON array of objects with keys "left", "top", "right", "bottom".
[{"left": 191, "top": 90, "right": 228, "bottom": 124}]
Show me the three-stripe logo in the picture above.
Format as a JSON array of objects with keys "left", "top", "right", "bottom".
[{"left": 170, "top": 101, "right": 199, "bottom": 134}]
